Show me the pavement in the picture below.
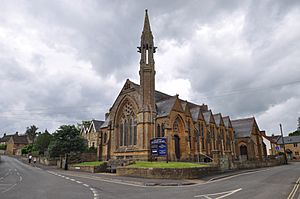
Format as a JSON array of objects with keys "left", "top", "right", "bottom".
[
  {"left": 16, "top": 155, "right": 272, "bottom": 187},
  {"left": 1, "top": 155, "right": 300, "bottom": 199}
]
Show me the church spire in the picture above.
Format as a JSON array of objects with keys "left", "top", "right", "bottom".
[
  {"left": 138, "top": 9, "right": 156, "bottom": 112},
  {"left": 143, "top": 9, "right": 151, "bottom": 34}
]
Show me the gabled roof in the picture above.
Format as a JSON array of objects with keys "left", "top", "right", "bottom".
[
  {"left": 223, "top": 116, "right": 232, "bottom": 128},
  {"left": 180, "top": 100, "right": 192, "bottom": 118},
  {"left": 10, "top": 135, "right": 29, "bottom": 144},
  {"left": 213, "top": 113, "right": 224, "bottom": 127},
  {"left": 190, "top": 106, "right": 204, "bottom": 122},
  {"left": 156, "top": 96, "right": 177, "bottom": 117},
  {"left": 0, "top": 134, "right": 13, "bottom": 143},
  {"left": 202, "top": 110, "right": 215, "bottom": 125},
  {"left": 232, "top": 117, "right": 257, "bottom": 138},
  {"left": 89, "top": 120, "right": 104, "bottom": 133},
  {"left": 277, "top": 135, "right": 300, "bottom": 145}
]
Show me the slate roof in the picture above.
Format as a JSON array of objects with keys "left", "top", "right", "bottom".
[
  {"left": 277, "top": 135, "right": 300, "bottom": 145},
  {"left": 0, "top": 135, "right": 13, "bottom": 143},
  {"left": 129, "top": 80, "right": 208, "bottom": 118},
  {"left": 101, "top": 115, "right": 110, "bottom": 128},
  {"left": 91, "top": 119, "right": 104, "bottom": 132},
  {"left": 203, "top": 110, "right": 214, "bottom": 125},
  {"left": 223, "top": 116, "right": 232, "bottom": 128},
  {"left": 190, "top": 107, "right": 200, "bottom": 122},
  {"left": 264, "top": 135, "right": 281, "bottom": 143},
  {"left": 232, "top": 117, "right": 256, "bottom": 138},
  {"left": 156, "top": 96, "right": 177, "bottom": 117},
  {"left": 213, "top": 113, "right": 222, "bottom": 127},
  {"left": 11, "top": 135, "right": 29, "bottom": 144},
  {"left": 130, "top": 80, "right": 171, "bottom": 102}
]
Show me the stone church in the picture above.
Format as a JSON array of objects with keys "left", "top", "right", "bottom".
[{"left": 82, "top": 10, "right": 266, "bottom": 163}]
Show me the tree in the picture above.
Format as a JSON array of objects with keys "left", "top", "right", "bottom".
[
  {"left": 48, "top": 125, "right": 87, "bottom": 157},
  {"left": 34, "top": 129, "right": 52, "bottom": 155},
  {"left": 25, "top": 125, "right": 39, "bottom": 142},
  {"left": 289, "top": 130, "right": 300, "bottom": 136}
]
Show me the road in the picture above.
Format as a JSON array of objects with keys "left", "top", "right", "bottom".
[{"left": 0, "top": 155, "right": 299, "bottom": 199}]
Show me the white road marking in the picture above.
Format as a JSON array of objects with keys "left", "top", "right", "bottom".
[
  {"left": 194, "top": 188, "right": 242, "bottom": 198},
  {"left": 83, "top": 183, "right": 89, "bottom": 187},
  {"left": 1, "top": 183, "right": 17, "bottom": 193},
  {"left": 287, "top": 177, "right": 300, "bottom": 199},
  {"left": 76, "top": 181, "right": 82, "bottom": 184}
]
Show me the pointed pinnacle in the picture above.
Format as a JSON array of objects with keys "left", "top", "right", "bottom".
[{"left": 143, "top": 9, "right": 151, "bottom": 33}]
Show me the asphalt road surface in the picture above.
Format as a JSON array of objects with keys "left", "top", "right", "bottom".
[{"left": 0, "top": 155, "right": 299, "bottom": 199}]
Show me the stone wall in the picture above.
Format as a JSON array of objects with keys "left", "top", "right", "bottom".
[
  {"left": 233, "top": 158, "right": 284, "bottom": 170},
  {"left": 38, "top": 157, "right": 57, "bottom": 166},
  {"left": 117, "top": 166, "right": 218, "bottom": 179},
  {"left": 69, "top": 163, "right": 107, "bottom": 173}
]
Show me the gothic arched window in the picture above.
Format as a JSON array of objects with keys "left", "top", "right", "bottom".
[
  {"left": 157, "top": 124, "right": 161, "bottom": 137},
  {"left": 118, "top": 101, "right": 137, "bottom": 147},
  {"left": 161, "top": 123, "right": 165, "bottom": 137},
  {"left": 173, "top": 118, "right": 180, "bottom": 133}
]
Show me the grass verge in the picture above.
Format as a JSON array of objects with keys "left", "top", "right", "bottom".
[
  {"left": 73, "top": 161, "right": 104, "bottom": 167},
  {"left": 127, "top": 161, "right": 208, "bottom": 168}
]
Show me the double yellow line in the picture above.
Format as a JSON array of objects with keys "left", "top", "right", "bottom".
[{"left": 288, "top": 177, "right": 300, "bottom": 199}]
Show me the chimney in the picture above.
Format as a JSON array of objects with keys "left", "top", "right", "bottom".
[
  {"left": 15, "top": 131, "right": 18, "bottom": 136},
  {"left": 4, "top": 133, "right": 6, "bottom": 137}
]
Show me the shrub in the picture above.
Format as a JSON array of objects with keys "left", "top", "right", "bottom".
[{"left": 0, "top": 144, "right": 6, "bottom": 150}]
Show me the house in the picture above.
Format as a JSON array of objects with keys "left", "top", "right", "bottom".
[
  {"left": 0, "top": 133, "right": 13, "bottom": 145},
  {"left": 6, "top": 133, "right": 31, "bottom": 155},
  {"left": 276, "top": 135, "right": 300, "bottom": 160}
]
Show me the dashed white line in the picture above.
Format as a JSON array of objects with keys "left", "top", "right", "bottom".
[{"left": 47, "top": 171, "right": 99, "bottom": 198}]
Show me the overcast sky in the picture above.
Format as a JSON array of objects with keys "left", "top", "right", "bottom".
[{"left": 1, "top": 0, "right": 299, "bottom": 137}]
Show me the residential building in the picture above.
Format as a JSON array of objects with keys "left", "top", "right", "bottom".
[{"left": 277, "top": 135, "right": 300, "bottom": 160}]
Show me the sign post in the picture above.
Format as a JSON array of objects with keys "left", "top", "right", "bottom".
[{"left": 150, "top": 137, "right": 168, "bottom": 163}]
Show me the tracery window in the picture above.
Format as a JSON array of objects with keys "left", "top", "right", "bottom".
[
  {"left": 173, "top": 118, "right": 179, "bottom": 132},
  {"left": 118, "top": 101, "right": 137, "bottom": 147},
  {"left": 161, "top": 123, "right": 165, "bottom": 137}
]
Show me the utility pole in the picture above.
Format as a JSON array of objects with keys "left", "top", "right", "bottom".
[{"left": 280, "top": 124, "right": 287, "bottom": 164}]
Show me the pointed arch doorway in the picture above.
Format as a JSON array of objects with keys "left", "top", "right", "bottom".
[{"left": 174, "top": 135, "right": 180, "bottom": 160}]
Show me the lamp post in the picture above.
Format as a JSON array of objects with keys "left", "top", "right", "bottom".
[{"left": 280, "top": 124, "right": 287, "bottom": 164}]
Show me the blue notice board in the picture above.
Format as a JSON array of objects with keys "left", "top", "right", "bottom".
[{"left": 150, "top": 137, "right": 167, "bottom": 157}]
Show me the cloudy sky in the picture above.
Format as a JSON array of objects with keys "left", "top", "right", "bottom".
[{"left": 0, "top": 0, "right": 299, "bottom": 137}]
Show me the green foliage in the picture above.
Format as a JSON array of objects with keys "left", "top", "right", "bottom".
[
  {"left": 73, "top": 161, "right": 104, "bottom": 166},
  {"left": 0, "top": 144, "right": 6, "bottom": 150},
  {"left": 25, "top": 125, "right": 39, "bottom": 142},
  {"left": 128, "top": 161, "right": 208, "bottom": 168},
  {"left": 21, "top": 144, "right": 33, "bottom": 155},
  {"left": 289, "top": 130, "right": 300, "bottom": 136},
  {"left": 85, "top": 146, "right": 97, "bottom": 153},
  {"left": 48, "top": 125, "right": 87, "bottom": 157},
  {"left": 33, "top": 130, "right": 52, "bottom": 155}
]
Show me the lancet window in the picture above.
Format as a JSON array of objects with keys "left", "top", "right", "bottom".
[{"left": 119, "top": 101, "right": 137, "bottom": 147}]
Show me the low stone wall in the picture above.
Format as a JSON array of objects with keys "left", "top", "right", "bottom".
[
  {"left": 69, "top": 163, "right": 107, "bottom": 173},
  {"left": 38, "top": 157, "right": 57, "bottom": 166},
  {"left": 117, "top": 166, "right": 218, "bottom": 179},
  {"left": 234, "top": 159, "right": 283, "bottom": 170}
]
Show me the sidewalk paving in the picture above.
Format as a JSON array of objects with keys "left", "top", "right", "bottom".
[{"left": 15, "top": 155, "right": 277, "bottom": 187}]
